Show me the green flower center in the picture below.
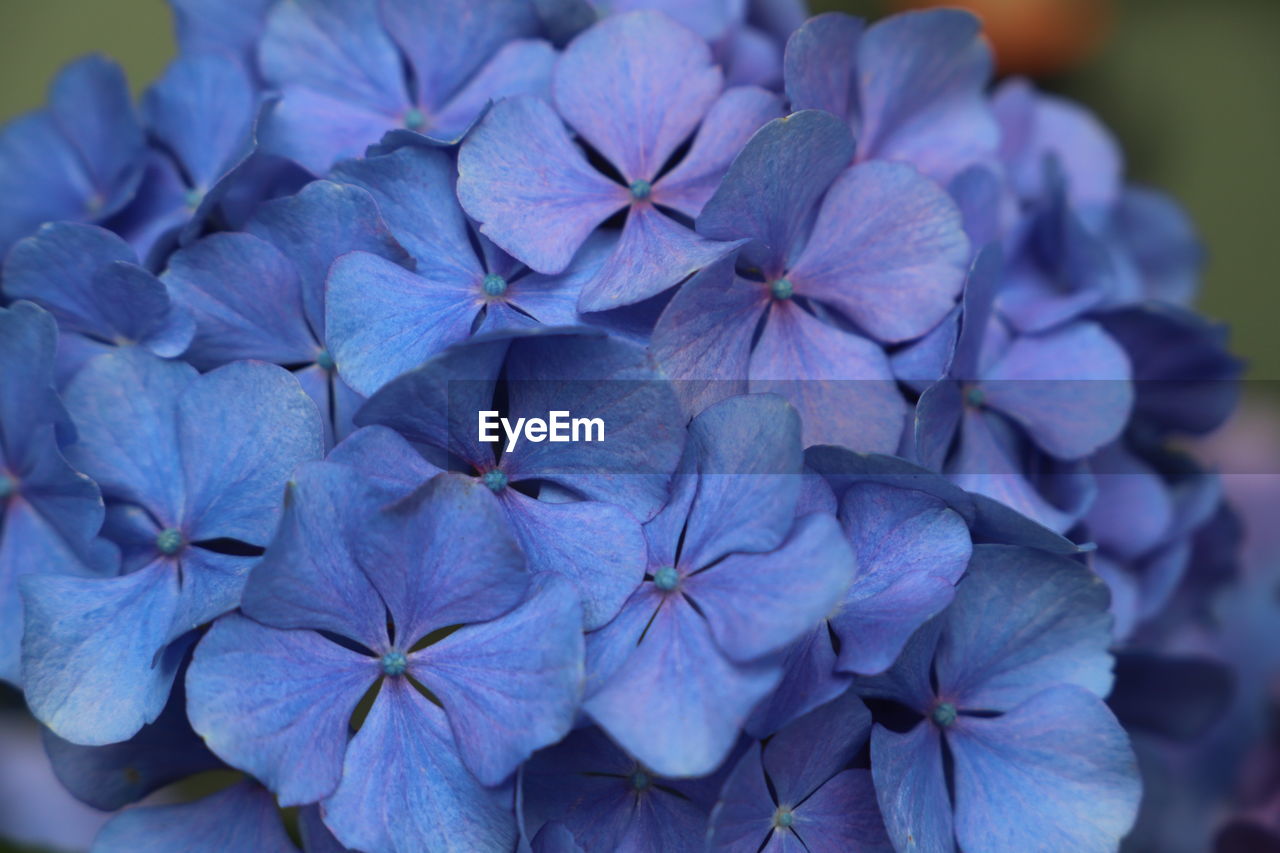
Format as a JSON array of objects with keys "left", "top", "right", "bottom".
[
  {"left": 482, "top": 274, "right": 508, "bottom": 297},
  {"left": 629, "top": 179, "right": 652, "bottom": 201},
  {"left": 482, "top": 469, "right": 509, "bottom": 493},
  {"left": 653, "top": 566, "right": 679, "bottom": 591},
  {"left": 771, "top": 278, "right": 794, "bottom": 300},
  {"left": 155, "top": 528, "right": 184, "bottom": 556},
  {"left": 381, "top": 651, "right": 408, "bottom": 676},
  {"left": 404, "top": 108, "right": 426, "bottom": 130},
  {"left": 931, "top": 702, "right": 958, "bottom": 728}
]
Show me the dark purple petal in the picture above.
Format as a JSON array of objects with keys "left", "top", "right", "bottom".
[
  {"left": 708, "top": 743, "right": 776, "bottom": 851},
  {"left": 698, "top": 110, "right": 854, "bottom": 277},
  {"left": 870, "top": 723, "right": 953, "bottom": 853},
  {"left": 186, "top": 614, "right": 377, "bottom": 805},
  {"left": 794, "top": 770, "right": 893, "bottom": 852},
  {"left": 787, "top": 160, "right": 968, "bottom": 343},
  {"left": 935, "top": 545, "right": 1114, "bottom": 710},
  {"left": 747, "top": 301, "right": 905, "bottom": 453},
  {"left": 746, "top": 626, "right": 851, "bottom": 738},
  {"left": 553, "top": 11, "right": 722, "bottom": 183},
  {"left": 949, "top": 686, "right": 1140, "bottom": 852},
  {"left": 501, "top": 334, "right": 684, "bottom": 520},
  {"left": 411, "top": 573, "right": 582, "bottom": 786},
  {"left": 765, "top": 689, "right": 871, "bottom": 804},
  {"left": 94, "top": 781, "right": 296, "bottom": 853},
  {"left": 783, "top": 13, "right": 864, "bottom": 120},
  {"left": 458, "top": 96, "right": 628, "bottom": 274}
]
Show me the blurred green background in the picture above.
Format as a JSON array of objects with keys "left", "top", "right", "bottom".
[{"left": 0, "top": 0, "right": 1276, "bottom": 379}]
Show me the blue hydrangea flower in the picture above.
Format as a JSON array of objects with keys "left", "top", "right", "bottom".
[
  {"left": 352, "top": 329, "right": 683, "bottom": 628},
  {"left": 2, "top": 222, "right": 194, "bottom": 384},
  {"left": 0, "top": 303, "right": 115, "bottom": 686},
  {"left": 914, "top": 248, "right": 1134, "bottom": 531},
  {"left": 259, "top": 0, "right": 554, "bottom": 173},
  {"left": 709, "top": 690, "right": 892, "bottom": 852},
  {"left": 583, "top": 394, "right": 854, "bottom": 776},
  {"left": 857, "top": 545, "right": 1141, "bottom": 851},
  {"left": 113, "top": 52, "right": 259, "bottom": 263},
  {"left": 324, "top": 146, "right": 603, "bottom": 395},
  {"left": 522, "top": 725, "right": 741, "bottom": 851},
  {"left": 20, "top": 348, "right": 324, "bottom": 745},
  {"left": 0, "top": 56, "right": 145, "bottom": 257},
  {"left": 747, "top": 449, "right": 973, "bottom": 735},
  {"left": 459, "top": 11, "right": 784, "bottom": 310},
  {"left": 161, "top": 178, "right": 409, "bottom": 443},
  {"left": 653, "top": 109, "right": 969, "bottom": 451},
  {"left": 783, "top": 9, "right": 997, "bottom": 184},
  {"left": 186, "top": 464, "right": 584, "bottom": 852},
  {"left": 92, "top": 781, "right": 297, "bottom": 853}
]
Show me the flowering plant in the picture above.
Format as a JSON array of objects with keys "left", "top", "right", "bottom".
[{"left": 0, "top": 2, "right": 1262, "bottom": 852}]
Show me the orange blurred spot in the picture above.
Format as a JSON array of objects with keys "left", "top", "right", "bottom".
[{"left": 891, "top": 0, "right": 1113, "bottom": 76}]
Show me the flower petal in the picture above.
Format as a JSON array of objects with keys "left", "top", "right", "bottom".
[
  {"left": 499, "top": 489, "right": 646, "bottom": 630},
  {"left": 186, "top": 614, "right": 377, "bottom": 805},
  {"left": 935, "top": 545, "right": 1114, "bottom": 710},
  {"left": 794, "top": 770, "right": 893, "bottom": 852},
  {"left": 765, "top": 689, "right": 872, "bottom": 804},
  {"left": 356, "top": 473, "right": 530, "bottom": 645},
  {"left": 323, "top": 677, "right": 517, "bottom": 853},
  {"left": 412, "top": 573, "right": 583, "bottom": 786},
  {"left": 869, "top": 723, "right": 953, "bottom": 853},
  {"left": 654, "top": 86, "right": 784, "bottom": 219},
  {"left": 458, "top": 96, "right": 627, "bottom": 274},
  {"left": 747, "top": 301, "right": 905, "bottom": 453},
  {"left": 949, "top": 686, "right": 1140, "bottom": 852},
  {"left": 246, "top": 179, "right": 410, "bottom": 335},
  {"left": 240, "top": 463, "right": 390, "bottom": 649},
  {"left": 787, "top": 160, "right": 968, "bottom": 344},
  {"left": 21, "top": 560, "right": 184, "bottom": 745},
  {"left": 687, "top": 513, "right": 853, "bottom": 664},
  {"left": 552, "top": 11, "right": 722, "bottom": 183},
  {"left": 163, "top": 232, "right": 318, "bottom": 369},
  {"left": 578, "top": 203, "right": 741, "bottom": 311},
  {"left": 325, "top": 251, "right": 479, "bottom": 397},
  {"left": 94, "top": 781, "right": 296, "bottom": 853},
  {"left": 698, "top": 110, "right": 854, "bottom": 277},
  {"left": 584, "top": 598, "right": 780, "bottom": 777},
  {"left": 178, "top": 360, "right": 324, "bottom": 543}
]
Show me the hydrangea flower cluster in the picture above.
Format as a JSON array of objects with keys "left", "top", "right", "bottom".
[{"left": 0, "top": 1, "right": 1256, "bottom": 851}]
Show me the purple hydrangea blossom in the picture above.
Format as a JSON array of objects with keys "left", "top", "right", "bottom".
[
  {"left": 21, "top": 348, "right": 324, "bottom": 745},
  {"left": 583, "top": 393, "right": 853, "bottom": 776},
  {"left": 186, "top": 464, "right": 584, "bottom": 851},
  {"left": 0, "top": 302, "right": 115, "bottom": 686},
  {"left": 0, "top": 56, "right": 145, "bottom": 257},
  {"left": 653, "top": 108, "right": 969, "bottom": 452},
  {"left": 857, "top": 545, "right": 1140, "bottom": 851},
  {"left": 259, "top": 0, "right": 554, "bottom": 174},
  {"left": 458, "top": 11, "right": 782, "bottom": 311}
]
